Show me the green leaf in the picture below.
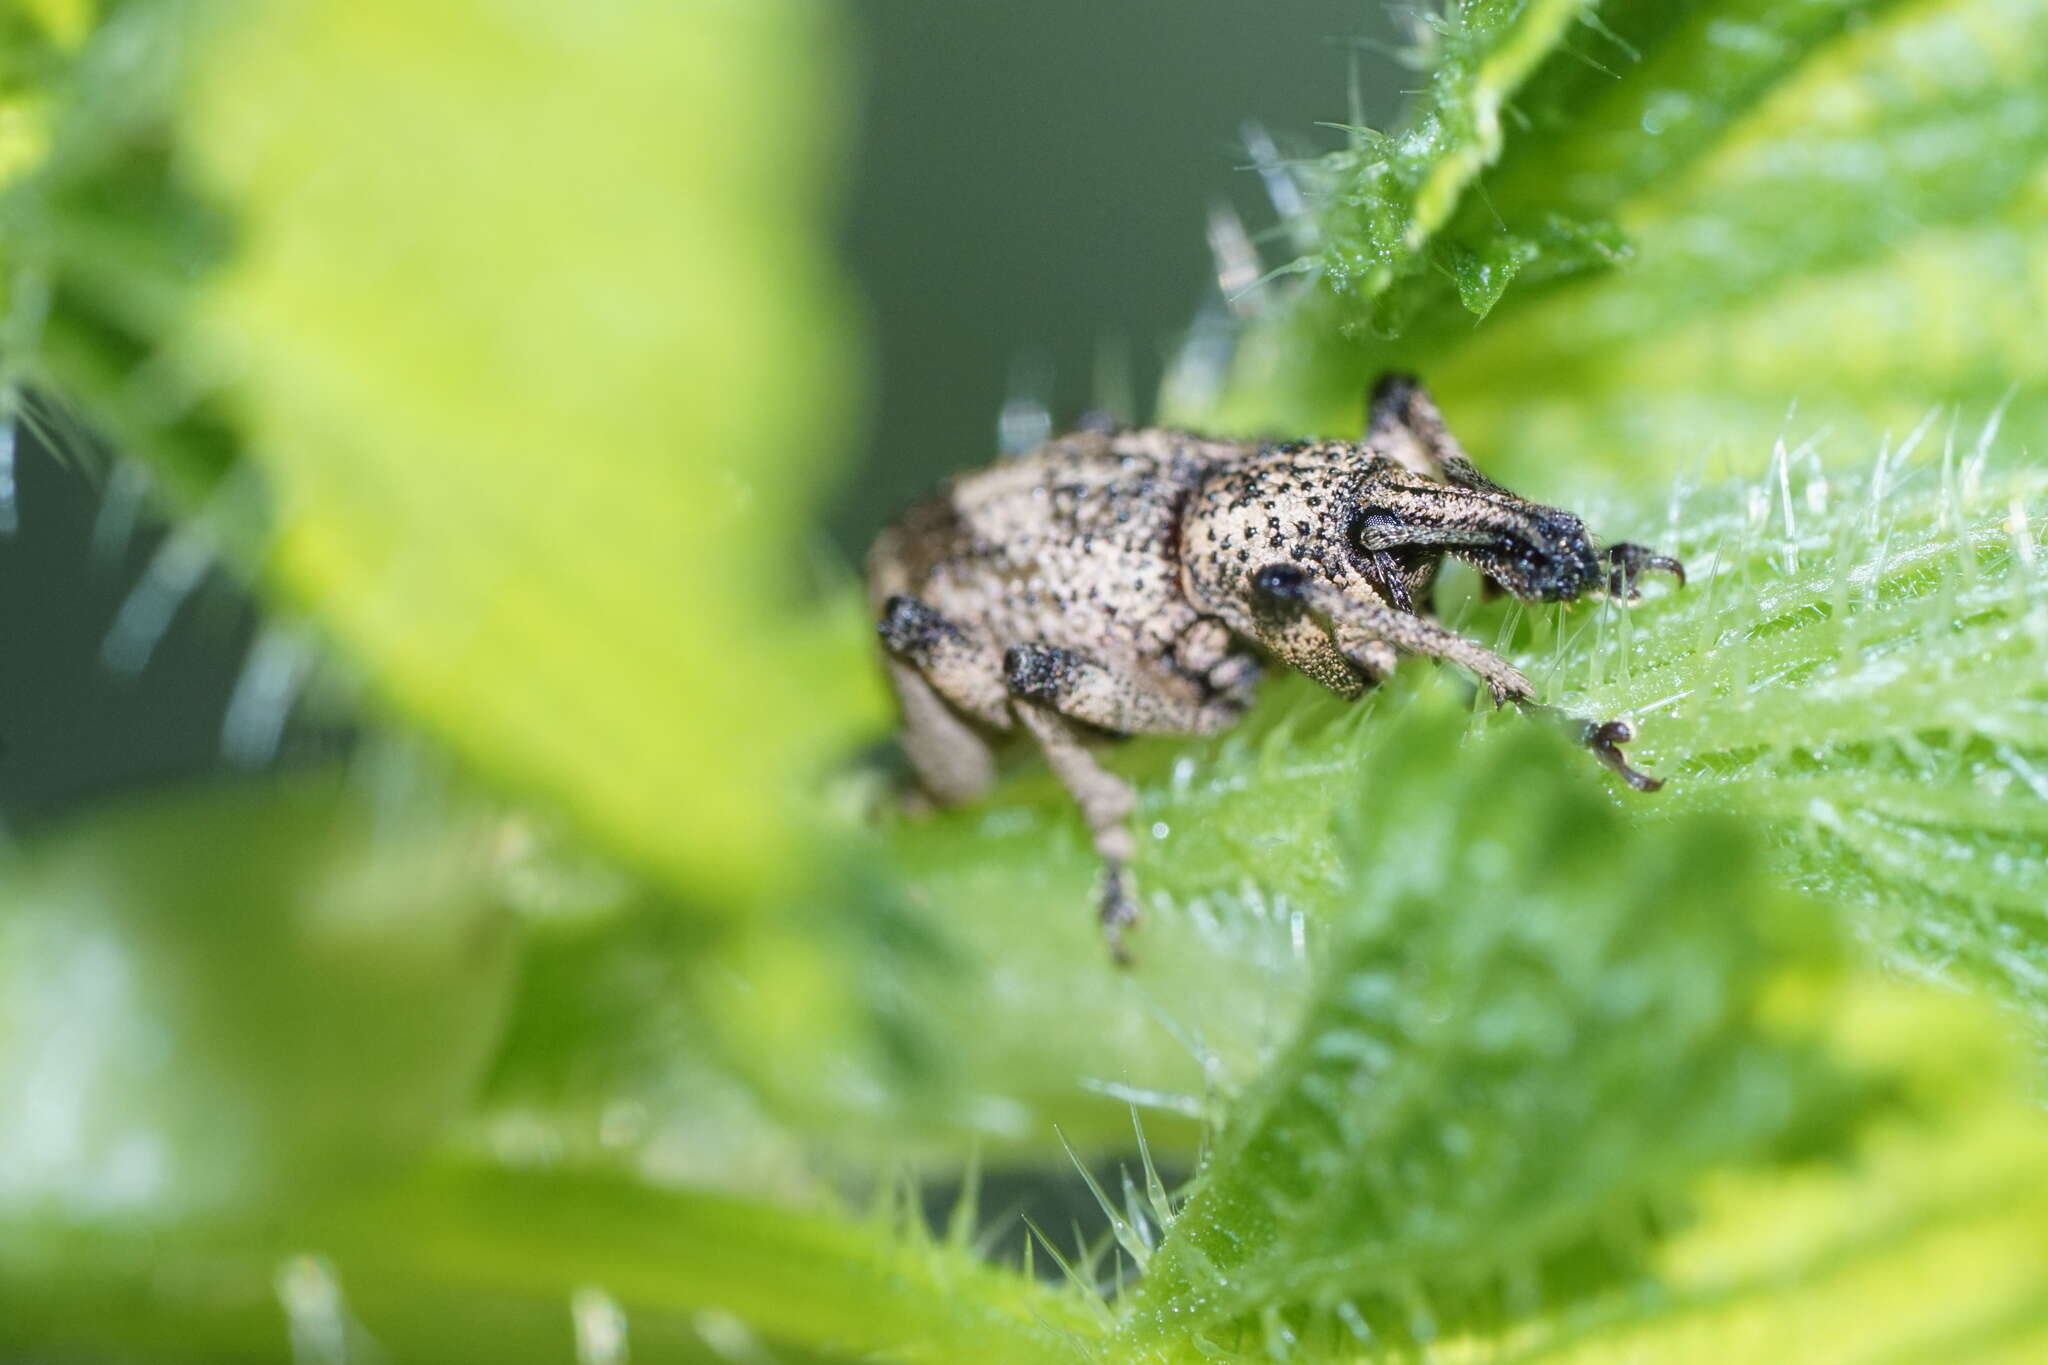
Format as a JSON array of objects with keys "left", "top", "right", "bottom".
[
  {"left": 1117, "top": 978, "right": 2048, "bottom": 1362},
  {"left": 1304, "top": 0, "right": 1596, "bottom": 333},
  {"left": 1114, "top": 688, "right": 1852, "bottom": 1356},
  {"left": 1, "top": 1165, "right": 1096, "bottom": 1364},
  {"left": 1, "top": 0, "right": 880, "bottom": 915},
  {"left": 176, "top": 0, "right": 878, "bottom": 912},
  {"left": 1196, "top": 0, "right": 2048, "bottom": 492},
  {"left": 1546, "top": 433, "right": 2048, "bottom": 1027},
  {"left": 0, "top": 771, "right": 515, "bottom": 1223}
]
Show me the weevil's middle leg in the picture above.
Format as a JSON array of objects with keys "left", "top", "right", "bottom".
[
  {"left": 1002, "top": 642, "right": 1246, "bottom": 736},
  {"left": 1011, "top": 700, "right": 1142, "bottom": 964}
]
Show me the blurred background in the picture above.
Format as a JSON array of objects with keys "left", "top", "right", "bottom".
[
  {"left": 0, "top": 0, "right": 1395, "bottom": 827},
  {"left": 9, "top": 2, "right": 2048, "bottom": 1358},
  {"left": 831, "top": 1, "right": 1396, "bottom": 544}
]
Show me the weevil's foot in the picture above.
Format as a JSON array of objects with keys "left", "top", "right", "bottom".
[
  {"left": 1099, "top": 861, "right": 1141, "bottom": 968},
  {"left": 1583, "top": 718, "right": 1664, "bottom": 792},
  {"left": 1605, "top": 543, "right": 1686, "bottom": 601},
  {"left": 1483, "top": 668, "right": 1537, "bottom": 710},
  {"left": 1516, "top": 701, "right": 1666, "bottom": 792}
]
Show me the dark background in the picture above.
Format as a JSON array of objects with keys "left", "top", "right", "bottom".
[
  {"left": 831, "top": 0, "right": 1398, "bottom": 546},
  {"left": 0, "top": 1, "right": 1398, "bottom": 823}
]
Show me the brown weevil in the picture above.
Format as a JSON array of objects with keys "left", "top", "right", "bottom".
[{"left": 867, "top": 374, "right": 1684, "bottom": 962}]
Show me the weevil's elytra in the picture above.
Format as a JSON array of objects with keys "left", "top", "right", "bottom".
[{"left": 868, "top": 373, "right": 1684, "bottom": 963}]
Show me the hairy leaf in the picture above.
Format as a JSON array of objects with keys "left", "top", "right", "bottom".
[
  {"left": 1194, "top": 0, "right": 2048, "bottom": 495},
  {"left": 1115, "top": 691, "right": 1851, "bottom": 1355}
]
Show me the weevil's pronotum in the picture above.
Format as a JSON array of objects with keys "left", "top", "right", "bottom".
[{"left": 868, "top": 374, "right": 1684, "bottom": 961}]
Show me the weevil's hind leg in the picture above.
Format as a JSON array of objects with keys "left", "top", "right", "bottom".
[
  {"left": 883, "top": 658, "right": 998, "bottom": 807},
  {"left": 1001, "top": 641, "right": 1255, "bottom": 962},
  {"left": 1367, "top": 372, "right": 1509, "bottom": 493},
  {"left": 1010, "top": 700, "right": 1142, "bottom": 964},
  {"left": 877, "top": 594, "right": 1010, "bottom": 807}
]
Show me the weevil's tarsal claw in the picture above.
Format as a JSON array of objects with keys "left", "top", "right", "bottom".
[
  {"left": 1584, "top": 718, "right": 1664, "bottom": 792},
  {"left": 1516, "top": 700, "right": 1665, "bottom": 792},
  {"left": 1604, "top": 543, "right": 1687, "bottom": 601},
  {"left": 1100, "top": 861, "right": 1139, "bottom": 968}
]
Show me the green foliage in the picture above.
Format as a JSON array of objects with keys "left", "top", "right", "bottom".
[
  {"left": 1117, "top": 700, "right": 1850, "bottom": 1356},
  {"left": 0, "top": 772, "right": 514, "bottom": 1222},
  {"left": 1199, "top": 0, "right": 2048, "bottom": 494},
  {"left": 2, "top": 0, "right": 880, "bottom": 915},
  {"left": 2, "top": 1, "right": 2047, "bottom": 1363},
  {"left": 181, "top": 0, "right": 884, "bottom": 914},
  {"left": 1554, "top": 433, "right": 2048, "bottom": 1021}
]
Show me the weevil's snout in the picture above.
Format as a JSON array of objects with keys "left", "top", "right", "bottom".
[
  {"left": 1475, "top": 503, "right": 1603, "bottom": 602},
  {"left": 1353, "top": 477, "right": 1602, "bottom": 603}
]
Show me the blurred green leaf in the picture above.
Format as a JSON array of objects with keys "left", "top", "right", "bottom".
[
  {"left": 2, "top": 1164, "right": 1096, "bottom": 1364},
  {"left": 173, "top": 0, "right": 877, "bottom": 912},
  {"left": 1, "top": 0, "right": 880, "bottom": 917},
  {"left": 1434, "top": 982, "right": 2048, "bottom": 1363},
  {"left": 0, "top": 772, "right": 514, "bottom": 1223}
]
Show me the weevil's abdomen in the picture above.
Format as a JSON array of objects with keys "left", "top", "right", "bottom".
[{"left": 867, "top": 431, "right": 1226, "bottom": 677}]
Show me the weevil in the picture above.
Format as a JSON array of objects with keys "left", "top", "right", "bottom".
[{"left": 867, "top": 374, "right": 1683, "bottom": 961}]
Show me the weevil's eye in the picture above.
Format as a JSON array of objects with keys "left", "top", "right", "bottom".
[{"left": 1250, "top": 562, "right": 1310, "bottom": 603}]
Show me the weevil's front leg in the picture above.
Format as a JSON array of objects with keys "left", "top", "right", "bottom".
[
  {"left": 1252, "top": 563, "right": 1663, "bottom": 786},
  {"left": 1604, "top": 542, "right": 1687, "bottom": 601},
  {"left": 1010, "top": 700, "right": 1143, "bottom": 964},
  {"left": 1250, "top": 564, "right": 1533, "bottom": 705},
  {"left": 1003, "top": 643, "right": 1246, "bottom": 736},
  {"left": 1516, "top": 705, "right": 1665, "bottom": 792}
]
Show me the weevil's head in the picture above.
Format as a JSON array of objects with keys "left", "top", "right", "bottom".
[
  {"left": 1182, "top": 445, "right": 1433, "bottom": 624},
  {"left": 1181, "top": 443, "right": 1603, "bottom": 631},
  {"left": 1347, "top": 459, "right": 1603, "bottom": 603}
]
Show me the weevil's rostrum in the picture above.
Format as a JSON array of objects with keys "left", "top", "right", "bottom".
[{"left": 868, "top": 374, "right": 1683, "bottom": 960}]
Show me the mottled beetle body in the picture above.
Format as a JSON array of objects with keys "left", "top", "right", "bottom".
[{"left": 869, "top": 375, "right": 1681, "bottom": 960}]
